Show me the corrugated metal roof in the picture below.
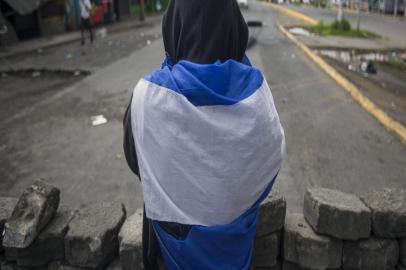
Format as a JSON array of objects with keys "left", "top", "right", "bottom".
[{"left": 2, "top": 0, "right": 51, "bottom": 15}]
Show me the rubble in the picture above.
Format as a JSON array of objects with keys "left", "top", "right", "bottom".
[
  {"left": 3, "top": 181, "right": 60, "bottom": 248},
  {"left": 64, "top": 202, "right": 126, "bottom": 269},
  {"left": 118, "top": 209, "right": 143, "bottom": 270},
  {"left": 283, "top": 213, "right": 342, "bottom": 270},
  {"left": 362, "top": 188, "right": 406, "bottom": 238},
  {"left": 303, "top": 188, "right": 371, "bottom": 240}
]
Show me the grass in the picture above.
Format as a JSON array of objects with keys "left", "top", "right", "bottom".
[
  {"left": 306, "top": 20, "right": 381, "bottom": 39},
  {"left": 382, "top": 59, "right": 406, "bottom": 72}
]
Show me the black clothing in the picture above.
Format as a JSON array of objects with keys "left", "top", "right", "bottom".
[
  {"left": 162, "top": 0, "right": 249, "bottom": 64},
  {"left": 80, "top": 18, "right": 94, "bottom": 45},
  {"left": 123, "top": 1, "right": 249, "bottom": 269}
]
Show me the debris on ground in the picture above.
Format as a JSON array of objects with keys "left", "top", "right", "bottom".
[
  {"left": 96, "top": 28, "right": 107, "bottom": 40},
  {"left": 289, "top": 27, "right": 310, "bottom": 36},
  {"left": 65, "top": 53, "right": 73, "bottom": 60},
  {"left": 147, "top": 40, "right": 152, "bottom": 45},
  {"left": 91, "top": 115, "right": 108, "bottom": 126},
  {"left": 73, "top": 70, "right": 81, "bottom": 77}
]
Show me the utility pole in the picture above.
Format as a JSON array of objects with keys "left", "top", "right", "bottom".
[
  {"left": 337, "top": 0, "right": 344, "bottom": 20},
  {"left": 393, "top": 0, "right": 398, "bottom": 16},
  {"left": 356, "top": 0, "right": 361, "bottom": 30},
  {"left": 140, "top": 0, "right": 145, "bottom": 21}
]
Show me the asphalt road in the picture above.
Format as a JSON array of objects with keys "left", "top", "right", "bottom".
[
  {"left": 0, "top": 1, "right": 405, "bottom": 214},
  {"left": 285, "top": 4, "right": 406, "bottom": 46},
  {"left": 244, "top": 1, "right": 405, "bottom": 212}
]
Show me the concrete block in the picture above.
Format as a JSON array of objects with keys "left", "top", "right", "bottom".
[
  {"left": 65, "top": 202, "right": 126, "bottom": 270},
  {"left": 283, "top": 213, "right": 342, "bottom": 270},
  {"left": 399, "top": 237, "right": 406, "bottom": 266},
  {"left": 343, "top": 237, "right": 399, "bottom": 270},
  {"left": 3, "top": 181, "right": 60, "bottom": 248},
  {"left": 252, "top": 232, "right": 280, "bottom": 268},
  {"left": 118, "top": 209, "right": 143, "bottom": 270},
  {"left": 257, "top": 192, "right": 286, "bottom": 237},
  {"left": 15, "top": 209, "right": 75, "bottom": 267},
  {"left": 303, "top": 188, "right": 371, "bottom": 240},
  {"left": 0, "top": 197, "right": 18, "bottom": 253},
  {"left": 362, "top": 188, "right": 406, "bottom": 238}
]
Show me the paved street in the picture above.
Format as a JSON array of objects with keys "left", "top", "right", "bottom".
[
  {"left": 0, "top": 0, "right": 405, "bottom": 214},
  {"left": 286, "top": 4, "right": 406, "bottom": 46}
]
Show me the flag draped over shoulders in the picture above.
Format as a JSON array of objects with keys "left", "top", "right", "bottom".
[{"left": 129, "top": 57, "right": 285, "bottom": 269}]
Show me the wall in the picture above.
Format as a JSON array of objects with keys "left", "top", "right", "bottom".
[{"left": 0, "top": 181, "right": 405, "bottom": 270}]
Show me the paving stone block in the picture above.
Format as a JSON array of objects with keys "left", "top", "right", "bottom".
[
  {"left": 252, "top": 232, "right": 280, "bottom": 268},
  {"left": 118, "top": 208, "right": 143, "bottom": 270},
  {"left": 65, "top": 202, "right": 126, "bottom": 270},
  {"left": 283, "top": 213, "right": 342, "bottom": 270},
  {"left": 15, "top": 209, "right": 75, "bottom": 267},
  {"left": 257, "top": 192, "right": 286, "bottom": 237},
  {"left": 361, "top": 188, "right": 406, "bottom": 238},
  {"left": 343, "top": 237, "right": 399, "bottom": 270},
  {"left": 303, "top": 188, "right": 371, "bottom": 240},
  {"left": 400, "top": 237, "right": 406, "bottom": 266},
  {"left": 0, "top": 198, "right": 18, "bottom": 253},
  {"left": 3, "top": 181, "right": 60, "bottom": 248}
]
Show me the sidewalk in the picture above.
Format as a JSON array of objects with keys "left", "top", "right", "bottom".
[{"left": 0, "top": 14, "right": 162, "bottom": 59}]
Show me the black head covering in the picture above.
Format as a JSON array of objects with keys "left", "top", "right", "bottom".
[{"left": 162, "top": 0, "right": 249, "bottom": 64}]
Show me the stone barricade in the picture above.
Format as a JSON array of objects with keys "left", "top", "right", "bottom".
[{"left": 1, "top": 182, "right": 405, "bottom": 270}]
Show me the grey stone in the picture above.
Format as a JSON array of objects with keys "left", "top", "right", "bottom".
[
  {"left": 303, "top": 188, "right": 371, "bottom": 240},
  {"left": 252, "top": 232, "right": 280, "bottom": 268},
  {"left": 361, "top": 188, "right": 406, "bottom": 238},
  {"left": 257, "top": 192, "right": 286, "bottom": 237},
  {"left": 15, "top": 209, "right": 75, "bottom": 267},
  {"left": 0, "top": 198, "right": 19, "bottom": 253},
  {"left": 282, "top": 261, "right": 306, "bottom": 270},
  {"left": 65, "top": 202, "right": 126, "bottom": 270},
  {"left": 400, "top": 237, "right": 406, "bottom": 266},
  {"left": 118, "top": 209, "right": 143, "bottom": 270},
  {"left": 343, "top": 237, "right": 399, "bottom": 270},
  {"left": 283, "top": 213, "right": 342, "bottom": 270},
  {"left": 3, "top": 181, "right": 60, "bottom": 248}
]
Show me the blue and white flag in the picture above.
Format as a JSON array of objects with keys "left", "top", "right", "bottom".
[{"left": 131, "top": 57, "right": 285, "bottom": 269}]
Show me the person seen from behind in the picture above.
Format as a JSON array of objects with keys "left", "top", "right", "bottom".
[
  {"left": 123, "top": 0, "right": 286, "bottom": 269},
  {"left": 79, "top": 0, "right": 94, "bottom": 45}
]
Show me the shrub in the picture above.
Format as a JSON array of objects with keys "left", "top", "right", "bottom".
[{"left": 331, "top": 19, "right": 352, "bottom": 32}]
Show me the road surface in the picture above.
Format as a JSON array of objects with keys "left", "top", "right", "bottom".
[{"left": 0, "top": 0, "right": 405, "bottom": 214}]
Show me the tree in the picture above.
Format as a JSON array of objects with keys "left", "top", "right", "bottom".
[{"left": 140, "top": 0, "right": 145, "bottom": 21}]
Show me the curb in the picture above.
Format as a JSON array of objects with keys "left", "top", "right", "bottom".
[
  {"left": 265, "top": 2, "right": 318, "bottom": 25},
  {"left": 276, "top": 22, "right": 406, "bottom": 144}
]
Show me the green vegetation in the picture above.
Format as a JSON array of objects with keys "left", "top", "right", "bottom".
[
  {"left": 306, "top": 20, "right": 381, "bottom": 39},
  {"left": 383, "top": 59, "right": 406, "bottom": 72}
]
